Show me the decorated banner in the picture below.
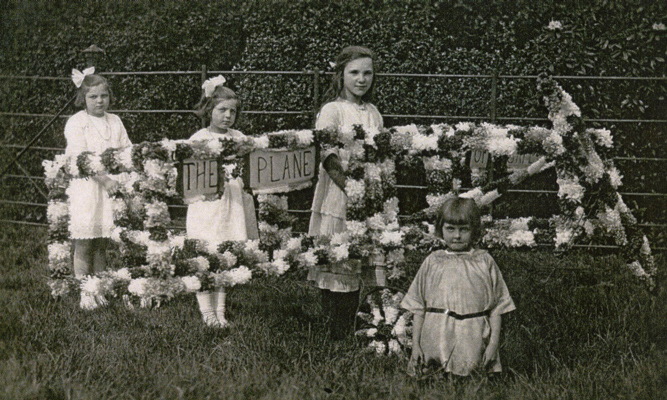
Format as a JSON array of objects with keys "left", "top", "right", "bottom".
[
  {"left": 42, "top": 77, "right": 657, "bottom": 322},
  {"left": 179, "top": 158, "right": 222, "bottom": 203},
  {"left": 247, "top": 147, "right": 317, "bottom": 193},
  {"left": 470, "top": 150, "right": 541, "bottom": 171}
]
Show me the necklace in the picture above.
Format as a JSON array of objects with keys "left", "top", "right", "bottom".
[{"left": 87, "top": 113, "right": 112, "bottom": 141}]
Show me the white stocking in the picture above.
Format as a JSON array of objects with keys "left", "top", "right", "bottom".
[
  {"left": 196, "top": 291, "right": 221, "bottom": 327},
  {"left": 215, "top": 289, "right": 228, "bottom": 328}
]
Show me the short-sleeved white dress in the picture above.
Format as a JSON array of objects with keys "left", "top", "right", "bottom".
[
  {"left": 400, "top": 249, "right": 516, "bottom": 376},
  {"left": 308, "top": 99, "right": 383, "bottom": 292},
  {"left": 186, "top": 128, "right": 253, "bottom": 243},
  {"left": 65, "top": 110, "right": 132, "bottom": 239}
]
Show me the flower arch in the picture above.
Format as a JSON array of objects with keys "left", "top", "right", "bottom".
[{"left": 43, "top": 77, "right": 656, "bottom": 309}]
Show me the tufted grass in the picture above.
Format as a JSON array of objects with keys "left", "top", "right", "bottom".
[{"left": 0, "top": 225, "right": 666, "bottom": 399}]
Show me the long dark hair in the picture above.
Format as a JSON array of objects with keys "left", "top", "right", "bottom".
[{"left": 321, "top": 46, "right": 376, "bottom": 106}]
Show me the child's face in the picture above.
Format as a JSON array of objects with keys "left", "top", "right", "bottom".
[
  {"left": 441, "top": 223, "right": 473, "bottom": 252},
  {"left": 342, "top": 57, "right": 373, "bottom": 102},
  {"left": 85, "top": 84, "right": 110, "bottom": 117},
  {"left": 209, "top": 99, "right": 237, "bottom": 133}
]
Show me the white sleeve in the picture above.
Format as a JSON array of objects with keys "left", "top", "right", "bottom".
[
  {"left": 315, "top": 102, "right": 341, "bottom": 130},
  {"left": 115, "top": 115, "right": 132, "bottom": 147},
  {"left": 64, "top": 114, "right": 88, "bottom": 156}
]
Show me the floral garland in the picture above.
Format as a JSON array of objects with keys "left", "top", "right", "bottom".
[
  {"left": 43, "top": 78, "right": 656, "bottom": 312},
  {"left": 355, "top": 288, "right": 412, "bottom": 356}
]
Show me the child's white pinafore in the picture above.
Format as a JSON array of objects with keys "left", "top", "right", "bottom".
[
  {"left": 65, "top": 110, "right": 131, "bottom": 239},
  {"left": 400, "top": 249, "right": 516, "bottom": 376},
  {"left": 186, "top": 128, "right": 254, "bottom": 243},
  {"left": 308, "top": 99, "right": 383, "bottom": 292}
]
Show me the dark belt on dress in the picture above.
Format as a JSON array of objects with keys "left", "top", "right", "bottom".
[{"left": 424, "top": 307, "right": 491, "bottom": 320}]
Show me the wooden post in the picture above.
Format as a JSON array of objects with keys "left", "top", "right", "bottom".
[
  {"left": 487, "top": 69, "right": 499, "bottom": 214},
  {"left": 312, "top": 69, "right": 320, "bottom": 124},
  {"left": 200, "top": 64, "right": 208, "bottom": 128}
]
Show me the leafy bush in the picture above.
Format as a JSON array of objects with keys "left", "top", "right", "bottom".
[{"left": 1, "top": 0, "right": 665, "bottom": 240}]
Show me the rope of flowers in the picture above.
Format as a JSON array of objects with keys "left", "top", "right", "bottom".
[{"left": 42, "top": 77, "right": 656, "bottom": 311}]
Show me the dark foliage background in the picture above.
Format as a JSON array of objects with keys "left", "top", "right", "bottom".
[{"left": 1, "top": 0, "right": 665, "bottom": 243}]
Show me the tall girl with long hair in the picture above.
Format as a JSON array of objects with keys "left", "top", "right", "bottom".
[{"left": 308, "top": 46, "right": 383, "bottom": 338}]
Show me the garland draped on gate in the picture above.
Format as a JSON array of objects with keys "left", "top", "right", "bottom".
[{"left": 43, "top": 77, "right": 656, "bottom": 311}]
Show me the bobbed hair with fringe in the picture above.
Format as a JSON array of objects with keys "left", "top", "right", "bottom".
[
  {"left": 434, "top": 197, "right": 482, "bottom": 242},
  {"left": 194, "top": 85, "right": 240, "bottom": 125},
  {"left": 74, "top": 74, "right": 113, "bottom": 109},
  {"left": 321, "top": 45, "right": 377, "bottom": 106}
]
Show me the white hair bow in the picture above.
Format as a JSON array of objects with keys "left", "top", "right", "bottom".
[
  {"left": 202, "top": 75, "right": 226, "bottom": 98},
  {"left": 71, "top": 67, "right": 95, "bottom": 88}
]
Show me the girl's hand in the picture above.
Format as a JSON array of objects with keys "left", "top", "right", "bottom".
[
  {"left": 104, "top": 179, "right": 120, "bottom": 195},
  {"left": 481, "top": 343, "right": 498, "bottom": 368},
  {"left": 407, "top": 345, "right": 424, "bottom": 377}
]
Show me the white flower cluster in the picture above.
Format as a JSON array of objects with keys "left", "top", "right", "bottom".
[
  {"left": 557, "top": 175, "right": 585, "bottom": 203},
  {"left": 356, "top": 289, "right": 411, "bottom": 356}
]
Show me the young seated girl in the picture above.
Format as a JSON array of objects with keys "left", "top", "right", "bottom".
[
  {"left": 308, "top": 46, "right": 383, "bottom": 339},
  {"left": 400, "top": 197, "right": 515, "bottom": 377},
  {"left": 65, "top": 68, "right": 132, "bottom": 280},
  {"left": 187, "top": 75, "right": 258, "bottom": 327}
]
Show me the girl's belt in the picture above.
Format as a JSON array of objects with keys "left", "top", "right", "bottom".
[{"left": 424, "top": 307, "right": 491, "bottom": 320}]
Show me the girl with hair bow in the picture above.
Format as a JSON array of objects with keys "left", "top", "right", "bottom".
[
  {"left": 64, "top": 67, "right": 132, "bottom": 307},
  {"left": 187, "top": 76, "right": 258, "bottom": 328}
]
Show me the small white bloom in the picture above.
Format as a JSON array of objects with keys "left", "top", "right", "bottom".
[
  {"left": 557, "top": 176, "right": 585, "bottom": 203},
  {"left": 128, "top": 278, "right": 149, "bottom": 297},
  {"left": 478, "top": 189, "right": 501, "bottom": 207},
  {"left": 285, "top": 237, "right": 302, "bottom": 252},
  {"left": 455, "top": 122, "right": 471, "bottom": 132},
  {"left": 379, "top": 230, "right": 403, "bottom": 246},
  {"left": 608, "top": 166, "right": 623, "bottom": 188},
  {"left": 193, "top": 256, "right": 211, "bottom": 272},
  {"left": 346, "top": 220, "right": 367, "bottom": 237},
  {"left": 180, "top": 276, "right": 201, "bottom": 292},
  {"left": 547, "top": 20, "right": 563, "bottom": 30},
  {"left": 331, "top": 244, "right": 349, "bottom": 261},
  {"left": 507, "top": 230, "right": 536, "bottom": 247},
  {"left": 460, "top": 187, "right": 484, "bottom": 203},
  {"left": 394, "top": 124, "right": 420, "bottom": 136},
  {"left": 554, "top": 227, "right": 574, "bottom": 247},
  {"left": 113, "top": 268, "right": 132, "bottom": 281},
  {"left": 369, "top": 340, "right": 386, "bottom": 355},
  {"left": 220, "top": 251, "right": 238, "bottom": 267},
  {"left": 300, "top": 250, "right": 318, "bottom": 267},
  {"left": 388, "top": 339, "right": 402, "bottom": 354},
  {"left": 226, "top": 266, "right": 252, "bottom": 285},
  {"left": 295, "top": 130, "right": 314, "bottom": 146},
  {"left": 253, "top": 135, "right": 269, "bottom": 149},
  {"left": 269, "top": 258, "right": 290, "bottom": 275},
  {"left": 652, "top": 22, "right": 666, "bottom": 31},
  {"left": 169, "top": 234, "right": 186, "bottom": 250}
]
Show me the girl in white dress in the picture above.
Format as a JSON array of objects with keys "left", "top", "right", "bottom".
[
  {"left": 64, "top": 69, "right": 132, "bottom": 278},
  {"left": 308, "top": 46, "right": 383, "bottom": 338},
  {"left": 401, "top": 198, "right": 515, "bottom": 377},
  {"left": 187, "top": 76, "right": 258, "bottom": 328}
]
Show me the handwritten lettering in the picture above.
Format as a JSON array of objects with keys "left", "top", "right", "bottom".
[{"left": 249, "top": 147, "right": 317, "bottom": 191}]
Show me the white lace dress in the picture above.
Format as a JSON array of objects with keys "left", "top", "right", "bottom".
[
  {"left": 65, "top": 110, "right": 131, "bottom": 239},
  {"left": 308, "top": 99, "right": 383, "bottom": 292}
]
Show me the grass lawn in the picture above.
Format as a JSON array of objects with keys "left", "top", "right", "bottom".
[{"left": 1, "top": 225, "right": 666, "bottom": 399}]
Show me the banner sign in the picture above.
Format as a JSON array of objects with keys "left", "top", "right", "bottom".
[
  {"left": 247, "top": 147, "right": 317, "bottom": 193},
  {"left": 470, "top": 150, "right": 540, "bottom": 171},
  {"left": 179, "top": 158, "right": 221, "bottom": 203}
]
